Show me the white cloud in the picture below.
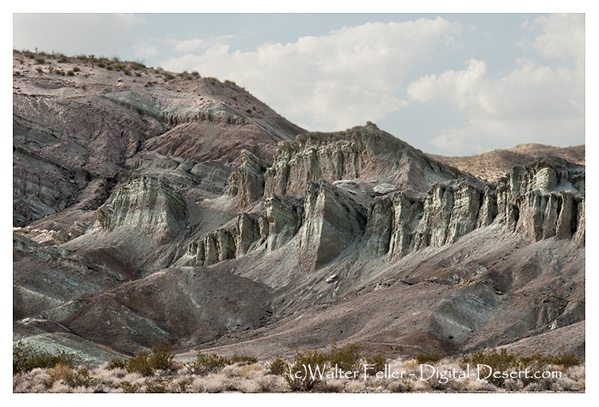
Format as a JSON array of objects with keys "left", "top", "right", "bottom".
[
  {"left": 134, "top": 45, "right": 158, "bottom": 58},
  {"left": 406, "top": 14, "right": 584, "bottom": 153},
  {"left": 13, "top": 13, "right": 145, "bottom": 57},
  {"left": 161, "top": 17, "right": 460, "bottom": 131},
  {"left": 174, "top": 38, "right": 206, "bottom": 52},
  {"left": 169, "top": 35, "right": 237, "bottom": 53},
  {"left": 531, "top": 13, "right": 584, "bottom": 63}
]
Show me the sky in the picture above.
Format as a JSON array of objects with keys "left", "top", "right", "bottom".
[{"left": 12, "top": 12, "right": 585, "bottom": 155}]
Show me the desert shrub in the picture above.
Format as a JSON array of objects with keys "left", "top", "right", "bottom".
[
  {"left": 106, "top": 359, "right": 127, "bottom": 370},
  {"left": 286, "top": 349, "right": 328, "bottom": 391},
  {"left": 163, "top": 73, "right": 175, "bottom": 81},
  {"left": 519, "top": 352, "right": 581, "bottom": 369},
  {"left": 135, "top": 71, "right": 142, "bottom": 77},
  {"left": 268, "top": 358, "right": 288, "bottom": 375},
  {"left": 106, "top": 65, "right": 113, "bottom": 71},
  {"left": 14, "top": 71, "right": 21, "bottom": 76},
  {"left": 67, "top": 70, "right": 74, "bottom": 76},
  {"left": 64, "top": 367, "right": 97, "bottom": 388},
  {"left": 126, "top": 350, "right": 153, "bottom": 377},
  {"left": 36, "top": 67, "right": 43, "bottom": 73},
  {"left": 144, "top": 377, "right": 169, "bottom": 393},
  {"left": 35, "top": 57, "right": 45, "bottom": 64},
  {"left": 130, "top": 61, "right": 146, "bottom": 70},
  {"left": 97, "top": 63, "right": 105, "bottom": 68},
  {"left": 13, "top": 341, "right": 79, "bottom": 374},
  {"left": 72, "top": 66, "right": 80, "bottom": 72},
  {"left": 552, "top": 352, "right": 581, "bottom": 368},
  {"left": 365, "top": 354, "right": 388, "bottom": 376},
  {"left": 57, "top": 55, "right": 68, "bottom": 63},
  {"left": 46, "top": 364, "right": 73, "bottom": 387},
  {"left": 327, "top": 340, "right": 361, "bottom": 372},
  {"left": 123, "top": 69, "right": 131, "bottom": 76},
  {"left": 320, "top": 378, "right": 344, "bottom": 392},
  {"left": 120, "top": 380, "right": 141, "bottom": 393},
  {"left": 81, "top": 84, "right": 87, "bottom": 91},
  {"left": 126, "top": 344, "right": 175, "bottom": 376},
  {"left": 148, "top": 343, "right": 175, "bottom": 371},
  {"left": 178, "top": 378, "right": 192, "bottom": 392},
  {"left": 416, "top": 351, "right": 442, "bottom": 364},
  {"left": 231, "top": 353, "right": 258, "bottom": 366},
  {"left": 462, "top": 348, "right": 530, "bottom": 386},
  {"left": 191, "top": 71, "right": 200, "bottom": 77},
  {"left": 186, "top": 351, "right": 232, "bottom": 375}
]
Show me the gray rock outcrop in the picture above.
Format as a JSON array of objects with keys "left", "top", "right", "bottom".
[
  {"left": 362, "top": 156, "right": 585, "bottom": 261},
  {"left": 97, "top": 175, "right": 187, "bottom": 244},
  {"left": 298, "top": 180, "right": 367, "bottom": 271},
  {"left": 227, "top": 150, "right": 269, "bottom": 209},
  {"left": 263, "top": 122, "right": 464, "bottom": 197}
]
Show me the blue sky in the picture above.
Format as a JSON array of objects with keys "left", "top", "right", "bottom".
[{"left": 13, "top": 13, "right": 585, "bottom": 155}]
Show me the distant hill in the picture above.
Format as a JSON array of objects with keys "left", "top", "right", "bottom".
[{"left": 429, "top": 143, "right": 585, "bottom": 181}]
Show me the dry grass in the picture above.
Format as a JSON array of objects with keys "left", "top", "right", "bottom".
[
  {"left": 13, "top": 355, "right": 585, "bottom": 393},
  {"left": 45, "top": 363, "right": 73, "bottom": 387}
]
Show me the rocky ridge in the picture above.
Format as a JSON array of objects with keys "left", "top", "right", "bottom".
[
  {"left": 13, "top": 50, "right": 304, "bottom": 227},
  {"left": 13, "top": 51, "right": 585, "bottom": 364},
  {"left": 184, "top": 128, "right": 584, "bottom": 273}
]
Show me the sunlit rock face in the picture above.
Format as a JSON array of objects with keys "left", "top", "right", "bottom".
[{"left": 97, "top": 175, "right": 187, "bottom": 244}]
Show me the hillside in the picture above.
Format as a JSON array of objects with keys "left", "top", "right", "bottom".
[
  {"left": 429, "top": 144, "right": 585, "bottom": 182},
  {"left": 13, "top": 51, "right": 585, "bottom": 385}
]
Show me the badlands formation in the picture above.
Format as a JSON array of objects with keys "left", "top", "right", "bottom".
[{"left": 13, "top": 51, "right": 584, "bottom": 365}]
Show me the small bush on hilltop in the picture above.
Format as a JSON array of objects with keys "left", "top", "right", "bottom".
[{"left": 130, "top": 61, "right": 146, "bottom": 70}]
